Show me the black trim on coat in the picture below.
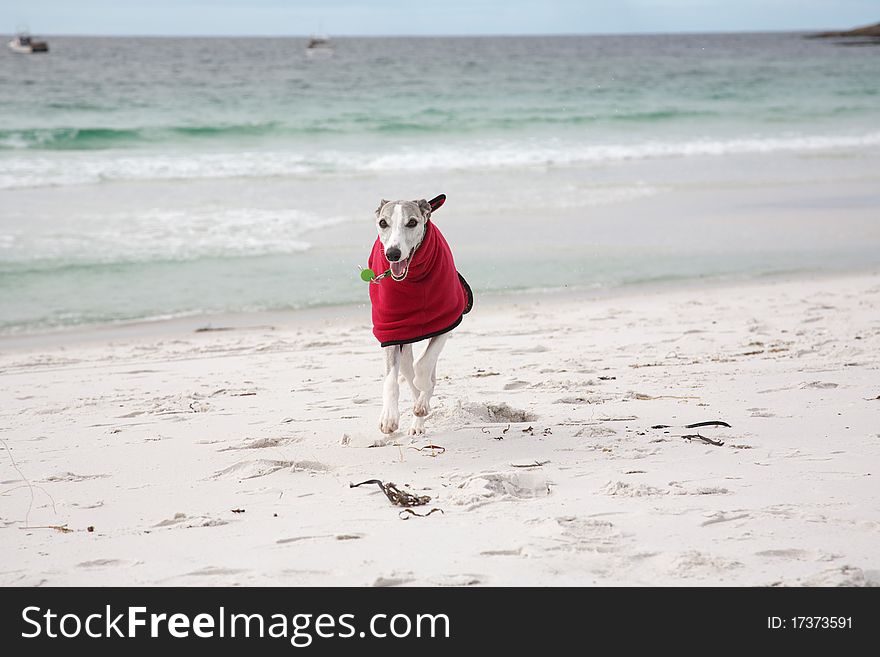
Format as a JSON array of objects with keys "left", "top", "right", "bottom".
[{"left": 378, "top": 272, "right": 474, "bottom": 347}]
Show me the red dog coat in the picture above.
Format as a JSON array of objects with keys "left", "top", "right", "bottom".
[{"left": 368, "top": 221, "right": 473, "bottom": 346}]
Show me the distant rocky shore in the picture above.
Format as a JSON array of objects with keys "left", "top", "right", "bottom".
[{"left": 810, "top": 21, "right": 880, "bottom": 38}]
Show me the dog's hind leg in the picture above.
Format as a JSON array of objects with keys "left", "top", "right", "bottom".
[
  {"left": 399, "top": 344, "right": 426, "bottom": 436},
  {"left": 379, "top": 345, "right": 401, "bottom": 434},
  {"left": 399, "top": 343, "right": 418, "bottom": 399},
  {"left": 412, "top": 334, "right": 448, "bottom": 428}
]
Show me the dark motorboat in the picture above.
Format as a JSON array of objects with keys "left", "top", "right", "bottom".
[{"left": 9, "top": 33, "right": 49, "bottom": 53}]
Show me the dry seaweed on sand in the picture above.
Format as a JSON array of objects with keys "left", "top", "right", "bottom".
[
  {"left": 682, "top": 433, "right": 725, "bottom": 447},
  {"left": 629, "top": 392, "right": 700, "bottom": 401},
  {"left": 685, "top": 420, "right": 731, "bottom": 429},
  {"left": 409, "top": 444, "right": 446, "bottom": 456},
  {"left": 20, "top": 524, "right": 73, "bottom": 533},
  {"left": 399, "top": 508, "right": 443, "bottom": 520},
  {"left": 350, "top": 479, "right": 431, "bottom": 507},
  {"left": 651, "top": 420, "right": 731, "bottom": 429}
]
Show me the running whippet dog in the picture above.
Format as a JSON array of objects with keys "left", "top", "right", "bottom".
[{"left": 366, "top": 195, "right": 472, "bottom": 436}]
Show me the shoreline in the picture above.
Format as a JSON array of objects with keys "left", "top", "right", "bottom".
[{"left": 2, "top": 264, "right": 877, "bottom": 353}]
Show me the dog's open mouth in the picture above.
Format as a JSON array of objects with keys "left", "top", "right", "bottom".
[{"left": 389, "top": 251, "right": 413, "bottom": 281}]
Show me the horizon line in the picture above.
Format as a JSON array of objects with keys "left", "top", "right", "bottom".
[{"left": 6, "top": 27, "right": 851, "bottom": 39}]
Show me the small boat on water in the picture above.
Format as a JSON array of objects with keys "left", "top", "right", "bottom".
[
  {"left": 306, "top": 36, "right": 333, "bottom": 57},
  {"left": 8, "top": 33, "right": 49, "bottom": 54}
]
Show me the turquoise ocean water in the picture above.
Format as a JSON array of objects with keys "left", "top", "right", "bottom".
[{"left": 1, "top": 34, "right": 879, "bottom": 333}]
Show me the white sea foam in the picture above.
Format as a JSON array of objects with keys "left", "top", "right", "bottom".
[
  {"left": 0, "top": 208, "right": 339, "bottom": 265},
  {"left": 1, "top": 131, "right": 879, "bottom": 190}
]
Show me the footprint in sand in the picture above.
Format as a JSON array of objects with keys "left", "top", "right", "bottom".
[
  {"left": 211, "top": 459, "right": 293, "bottom": 480},
  {"left": 42, "top": 472, "right": 110, "bottom": 483},
  {"left": 429, "top": 401, "right": 537, "bottom": 426},
  {"left": 574, "top": 426, "right": 618, "bottom": 440},
  {"left": 775, "top": 565, "right": 878, "bottom": 587},
  {"left": 554, "top": 395, "right": 601, "bottom": 404},
  {"left": 153, "top": 512, "right": 229, "bottom": 529},
  {"left": 550, "top": 516, "right": 625, "bottom": 554},
  {"left": 480, "top": 548, "right": 524, "bottom": 557},
  {"left": 372, "top": 573, "right": 416, "bottom": 587},
  {"left": 217, "top": 436, "right": 301, "bottom": 451},
  {"left": 668, "top": 482, "right": 731, "bottom": 496},
  {"left": 511, "top": 345, "right": 549, "bottom": 354},
  {"left": 448, "top": 471, "right": 552, "bottom": 509},
  {"left": 755, "top": 548, "right": 811, "bottom": 560},
  {"left": 701, "top": 511, "right": 751, "bottom": 527},
  {"left": 211, "top": 459, "right": 331, "bottom": 480},
  {"left": 600, "top": 481, "right": 667, "bottom": 497},
  {"left": 666, "top": 550, "right": 744, "bottom": 579},
  {"left": 77, "top": 559, "right": 129, "bottom": 568},
  {"left": 484, "top": 402, "right": 537, "bottom": 422},
  {"left": 429, "top": 574, "right": 484, "bottom": 586},
  {"left": 277, "top": 533, "right": 364, "bottom": 545},
  {"left": 184, "top": 566, "right": 247, "bottom": 577}
]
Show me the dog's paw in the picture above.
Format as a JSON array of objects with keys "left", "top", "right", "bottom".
[
  {"left": 379, "top": 410, "right": 399, "bottom": 434},
  {"left": 413, "top": 396, "right": 430, "bottom": 417},
  {"left": 408, "top": 417, "right": 425, "bottom": 436}
]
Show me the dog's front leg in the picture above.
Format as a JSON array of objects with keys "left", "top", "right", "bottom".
[
  {"left": 412, "top": 334, "right": 448, "bottom": 429},
  {"left": 379, "top": 345, "right": 401, "bottom": 434}
]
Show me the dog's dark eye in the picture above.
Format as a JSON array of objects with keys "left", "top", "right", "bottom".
[
  {"left": 406, "top": 219, "right": 418, "bottom": 228},
  {"left": 379, "top": 219, "right": 388, "bottom": 229}
]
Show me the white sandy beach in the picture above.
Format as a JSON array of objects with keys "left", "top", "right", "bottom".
[{"left": 1, "top": 271, "right": 879, "bottom": 586}]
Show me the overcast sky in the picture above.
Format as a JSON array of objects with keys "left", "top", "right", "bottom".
[{"left": 6, "top": 0, "right": 879, "bottom": 36}]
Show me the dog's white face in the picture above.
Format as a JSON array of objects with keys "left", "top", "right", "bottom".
[{"left": 375, "top": 199, "right": 431, "bottom": 281}]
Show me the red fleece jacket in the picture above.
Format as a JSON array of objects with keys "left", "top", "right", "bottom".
[{"left": 368, "top": 221, "right": 473, "bottom": 346}]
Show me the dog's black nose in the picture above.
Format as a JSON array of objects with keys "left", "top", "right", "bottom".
[{"left": 385, "top": 247, "right": 402, "bottom": 262}]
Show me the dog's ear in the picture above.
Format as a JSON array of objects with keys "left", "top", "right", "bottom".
[
  {"left": 416, "top": 199, "right": 432, "bottom": 221},
  {"left": 375, "top": 199, "right": 390, "bottom": 217}
]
